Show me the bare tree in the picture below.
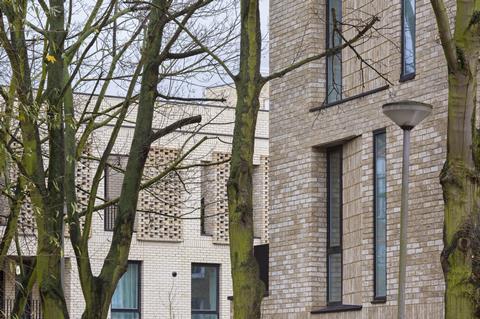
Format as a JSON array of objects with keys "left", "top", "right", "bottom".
[{"left": 0, "top": 0, "right": 236, "bottom": 318}]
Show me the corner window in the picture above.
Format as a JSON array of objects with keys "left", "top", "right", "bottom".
[
  {"left": 104, "top": 155, "right": 128, "bottom": 231},
  {"left": 111, "top": 261, "right": 141, "bottom": 319},
  {"left": 327, "top": 147, "right": 342, "bottom": 305},
  {"left": 374, "top": 131, "right": 387, "bottom": 300},
  {"left": 326, "top": 0, "right": 343, "bottom": 103},
  {"left": 192, "top": 264, "right": 219, "bottom": 319},
  {"left": 401, "top": 0, "right": 416, "bottom": 80}
]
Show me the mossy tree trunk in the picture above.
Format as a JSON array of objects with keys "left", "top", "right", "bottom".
[
  {"left": 37, "top": 0, "right": 70, "bottom": 317},
  {"left": 1, "top": 0, "right": 67, "bottom": 317},
  {"left": 227, "top": 1, "right": 266, "bottom": 318},
  {"left": 431, "top": 0, "right": 480, "bottom": 317}
]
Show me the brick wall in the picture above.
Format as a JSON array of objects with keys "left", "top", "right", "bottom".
[{"left": 265, "top": 0, "right": 447, "bottom": 317}]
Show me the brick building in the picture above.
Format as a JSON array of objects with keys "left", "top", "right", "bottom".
[
  {"left": 263, "top": 0, "right": 447, "bottom": 318},
  {"left": 0, "top": 84, "right": 269, "bottom": 319}
]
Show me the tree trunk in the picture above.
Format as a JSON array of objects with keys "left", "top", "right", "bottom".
[
  {"left": 81, "top": 278, "right": 118, "bottom": 319},
  {"left": 434, "top": 1, "right": 480, "bottom": 318},
  {"left": 228, "top": 82, "right": 265, "bottom": 319},
  {"left": 36, "top": 0, "right": 70, "bottom": 316},
  {"left": 441, "top": 67, "right": 479, "bottom": 319},
  {"left": 228, "top": 1, "right": 266, "bottom": 318}
]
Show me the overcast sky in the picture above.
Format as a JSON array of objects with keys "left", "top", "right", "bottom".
[{"left": 260, "top": 0, "right": 270, "bottom": 74}]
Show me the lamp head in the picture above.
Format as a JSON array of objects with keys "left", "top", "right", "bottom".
[{"left": 382, "top": 101, "right": 432, "bottom": 130}]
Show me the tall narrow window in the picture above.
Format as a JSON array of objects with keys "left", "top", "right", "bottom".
[
  {"left": 200, "top": 197, "right": 206, "bottom": 235},
  {"left": 192, "top": 264, "right": 219, "bottom": 319},
  {"left": 327, "top": 147, "right": 342, "bottom": 305},
  {"left": 104, "top": 155, "right": 128, "bottom": 231},
  {"left": 374, "top": 131, "right": 387, "bottom": 300},
  {"left": 111, "top": 261, "right": 141, "bottom": 319},
  {"left": 326, "top": 0, "right": 342, "bottom": 103},
  {"left": 401, "top": 0, "right": 416, "bottom": 80}
]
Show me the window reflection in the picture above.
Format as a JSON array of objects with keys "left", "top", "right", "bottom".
[
  {"left": 192, "top": 264, "right": 219, "bottom": 319},
  {"left": 402, "top": 0, "right": 416, "bottom": 76},
  {"left": 374, "top": 132, "right": 387, "bottom": 299}
]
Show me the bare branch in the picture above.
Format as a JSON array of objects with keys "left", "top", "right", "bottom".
[
  {"left": 165, "top": 48, "right": 205, "bottom": 59},
  {"left": 264, "top": 16, "right": 379, "bottom": 82},
  {"left": 430, "top": 0, "right": 458, "bottom": 71},
  {"left": 149, "top": 115, "right": 202, "bottom": 144},
  {"left": 168, "top": 14, "right": 237, "bottom": 80},
  {"left": 156, "top": 92, "right": 226, "bottom": 103}
]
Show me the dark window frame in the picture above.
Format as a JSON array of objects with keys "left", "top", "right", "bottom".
[
  {"left": 373, "top": 129, "right": 387, "bottom": 302},
  {"left": 314, "top": 85, "right": 389, "bottom": 111},
  {"left": 200, "top": 197, "right": 206, "bottom": 235},
  {"left": 400, "top": 0, "right": 416, "bottom": 82},
  {"left": 104, "top": 205, "right": 118, "bottom": 232},
  {"left": 325, "top": 0, "right": 343, "bottom": 104},
  {"left": 191, "top": 263, "right": 220, "bottom": 318},
  {"left": 326, "top": 146, "right": 343, "bottom": 306},
  {"left": 104, "top": 154, "right": 129, "bottom": 232},
  {"left": 111, "top": 260, "right": 142, "bottom": 319}
]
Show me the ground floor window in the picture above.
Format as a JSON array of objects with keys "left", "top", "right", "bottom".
[
  {"left": 327, "top": 147, "right": 343, "bottom": 305},
  {"left": 111, "top": 261, "right": 141, "bottom": 319},
  {"left": 191, "top": 263, "right": 219, "bottom": 319},
  {"left": 374, "top": 130, "right": 387, "bottom": 300}
]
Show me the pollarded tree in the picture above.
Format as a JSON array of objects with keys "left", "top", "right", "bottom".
[
  {"left": 0, "top": 0, "right": 236, "bottom": 318},
  {"left": 430, "top": 0, "right": 480, "bottom": 318}
]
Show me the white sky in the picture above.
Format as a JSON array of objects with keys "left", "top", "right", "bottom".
[{"left": 260, "top": 0, "right": 270, "bottom": 74}]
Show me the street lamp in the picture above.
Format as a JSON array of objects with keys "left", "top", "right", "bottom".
[{"left": 382, "top": 101, "right": 432, "bottom": 319}]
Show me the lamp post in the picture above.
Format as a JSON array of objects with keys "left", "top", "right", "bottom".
[{"left": 382, "top": 101, "right": 432, "bottom": 319}]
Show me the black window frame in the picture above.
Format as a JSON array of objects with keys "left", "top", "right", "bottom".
[
  {"left": 111, "top": 260, "right": 142, "bottom": 319},
  {"left": 326, "top": 0, "right": 343, "bottom": 104},
  {"left": 191, "top": 263, "right": 220, "bottom": 318},
  {"left": 373, "top": 129, "right": 387, "bottom": 302},
  {"left": 326, "top": 146, "right": 343, "bottom": 306},
  {"left": 400, "top": 0, "right": 416, "bottom": 81}
]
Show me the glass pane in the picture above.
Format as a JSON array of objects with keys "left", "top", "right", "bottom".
[
  {"left": 328, "top": 149, "right": 342, "bottom": 247},
  {"left": 327, "top": 0, "right": 342, "bottom": 103},
  {"left": 192, "top": 315, "right": 218, "bottom": 319},
  {"left": 328, "top": 0, "right": 342, "bottom": 48},
  {"left": 327, "top": 55, "right": 342, "bottom": 103},
  {"left": 106, "top": 156, "right": 128, "bottom": 199},
  {"left": 191, "top": 265, "right": 218, "bottom": 312},
  {"left": 374, "top": 133, "right": 387, "bottom": 297},
  {"left": 328, "top": 253, "right": 342, "bottom": 303},
  {"left": 111, "top": 312, "right": 139, "bottom": 319},
  {"left": 112, "top": 263, "right": 139, "bottom": 310},
  {"left": 403, "top": 0, "right": 416, "bottom": 75}
]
